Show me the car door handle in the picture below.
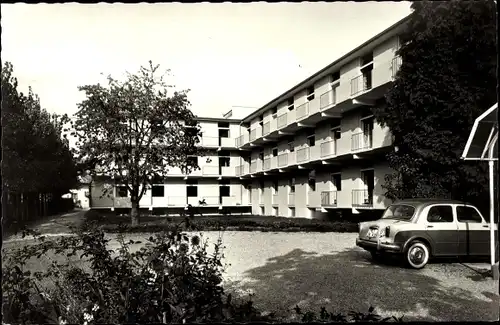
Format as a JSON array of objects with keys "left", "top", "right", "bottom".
[
  {"left": 427, "top": 225, "right": 434, "bottom": 228},
  {"left": 483, "top": 225, "right": 489, "bottom": 228}
]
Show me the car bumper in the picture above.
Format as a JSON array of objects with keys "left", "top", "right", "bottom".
[{"left": 356, "top": 238, "right": 402, "bottom": 253}]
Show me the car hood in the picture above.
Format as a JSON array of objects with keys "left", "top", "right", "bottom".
[{"left": 361, "top": 219, "right": 413, "bottom": 229}]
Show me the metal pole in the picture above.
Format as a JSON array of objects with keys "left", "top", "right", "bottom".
[{"left": 488, "top": 131, "right": 498, "bottom": 279}]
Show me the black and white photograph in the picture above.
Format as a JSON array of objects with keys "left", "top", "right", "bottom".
[{"left": 1, "top": 1, "right": 499, "bottom": 323}]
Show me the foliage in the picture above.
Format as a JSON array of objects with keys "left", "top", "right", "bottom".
[
  {"left": 1, "top": 61, "right": 77, "bottom": 194},
  {"left": 84, "top": 210, "right": 360, "bottom": 233},
  {"left": 2, "top": 218, "right": 275, "bottom": 324},
  {"left": 71, "top": 61, "right": 208, "bottom": 225},
  {"left": 293, "top": 305, "right": 405, "bottom": 323},
  {"left": 372, "top": 0, "right": 497, "bottom": 212}
]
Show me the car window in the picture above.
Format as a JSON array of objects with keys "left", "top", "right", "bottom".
[
  {"left": 427, "top": 205, "right": 454, "bottom": 223},
  {"left": 456, "top": 206, "right": 483, "bottom": 223},
  {"left": 381, "top": 204, "right": 415, "bottom": 220}
]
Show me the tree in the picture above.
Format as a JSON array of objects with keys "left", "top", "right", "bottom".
[
  {"left": 372, "top": 0, "right": 497, "bottom": 212},
  {"left": 73, "top": 61, "right": 207, "bottom": 226}
]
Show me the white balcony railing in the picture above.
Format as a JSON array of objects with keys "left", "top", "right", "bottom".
[
  {"left": 168, "top": 196, "right": 186, "bottom": 206},
  {"left": 222, "top": 196, "right": 241, "bottom": 206},
  {"left": 277, "top": 113, "right": 287, "bottom": 129},
  {"left": 288, "top": 193, "right": 295, "bottom": 206},
  {"left": 272, "top": 194, "right": 279, "bottom": 205},
  {"left": 235, "top": 134, "right": 248, "bottom": 147},
  {"left": 391, "top": 56, "right": 402, "bottom": 79},
  {"left": 221, "top": 166, "right": 233, "bottom": 177},
  {"left": 263, "top": 157, "right": 271, "bottom": 170},
  {"left": 201, "top": 196, "right": 220, "bottom": 205},
  {"left": 351, "top": 131, "right": 373, "bottom": 152},
  {"left": 235, "top": 165, "right": 242, "bottom": 176},
  {"left": 296, "top": 147, "right": 310, "bottom": 163},
  {"left": 352, "top": 189, "right": 373, "bottom": 208},
  {"left": 296, "top": 102, "right": 309, "bottom": 120},
  {"left": 321, "top": 191, "right": 338, "bottom": 206},
  {"left": 350, "top": 70, "right": 372, "bottom": 96},
  {"left": 320, "top": 140, "right": 336, "bottom": 157},
  {"left": 201, "top": 136, "right": 219, "bottom": 147},
  {"left": 277, "top": 153, "right": 288, "bottom": 167},
  {"left": 219, "top": 137, "right": 234, "bottom": 148},
  {"left": 320, "top": 89, "right": 336, "bottom": 109},
  {"left": 202, "top": 165, "right": 219, "bottom": 176},
  {"left": 250, "top": 127, "right": 262, "bottom": 142},
  {"left": 262, "top": 121, "right": 271, "bottom": 136}
]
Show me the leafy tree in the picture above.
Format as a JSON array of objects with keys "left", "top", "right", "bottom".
[
  {"left": 72, "top": 61, "right": 207, "bottom": 225},
  {"left": 373, "top": 0, "right": 497, "bottom": 213}
]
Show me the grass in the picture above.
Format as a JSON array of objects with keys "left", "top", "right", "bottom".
[{"left": 85, "top": 210, "right": 360, "bottom": 233}]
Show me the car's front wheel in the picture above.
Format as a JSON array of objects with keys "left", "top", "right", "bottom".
[{"left": 405, "top": 241, "right": 430, "bottom": 269}]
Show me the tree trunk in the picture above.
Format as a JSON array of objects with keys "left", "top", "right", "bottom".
[{"left": 130, "top": 199, "right": 140, "bottom": 226}]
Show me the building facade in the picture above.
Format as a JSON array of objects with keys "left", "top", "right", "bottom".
[{"left": 89, "top": 16, "right": 408, "bottom": 218}]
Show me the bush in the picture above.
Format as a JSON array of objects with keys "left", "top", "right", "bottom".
[{"left": 1, "top": 219, "right": 273, "bottom": 324}]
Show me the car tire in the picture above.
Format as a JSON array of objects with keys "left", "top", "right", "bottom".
[{"left": 405, "top": 241, "right": 430, "bottom": 269}]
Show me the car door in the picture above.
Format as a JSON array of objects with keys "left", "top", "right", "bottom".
[
  {"left": 424, "top": 204, "right": 459, "bottom": 257},
  {"left": 456, "top": 205, "right": 490, "bottom": 257}
]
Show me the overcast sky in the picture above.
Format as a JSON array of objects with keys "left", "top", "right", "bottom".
[{"left": 1, "top": 2, "right": 411, "bottom": 119}]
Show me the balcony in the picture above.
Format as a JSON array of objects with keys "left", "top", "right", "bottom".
[
  {"left": 263, "top": 157, "right": 271, "bottom": 171},
  {"left": 350, "top": 72, "right": 372, "bottom": 97},
  {"left": 272, "top": 193, "right": 279, "bottom": 206},
  {"left": 263, "top": 121, "right": 271, "bottom": 136},
  {"left": 320, "top": 89, "right": 336, "bottom": 110},
  {"left": 250, "top": 127, "right": 262, "bottom": 142},
  {"left": 296, "top": 147, "right": 310, "bottom": 164},
  {"left": 201, "top": 196, "right": 220, "bottom": 206},
  {"left": 219, "top": 137, "right": 234, "bottom": 148},
  {"left": 250, "top": 160, "right": 257, "bottom": 173},
  {"left": 321, "top": 191, "right": 338, "bottom": 207},
  {"left": 296, "top": 102, "right": 309, "bottom": 121},
  {"left": 221, "top": 166, "right": 233, "bottom": 177},
  {"left": 222, "top": 196, "right": 241, "bottom": 206},
  {"left": 168, "top": 196, "right": 186, "bottom": 206},
  {"left": 277, "top": 153, "right": 288, "bottom": 168},
  {"left": 352, "top": 189, "right": 373, "bottom": 208},
  {"left": 201, "top": 136, "right": 219, "bottom": 147},
  {"left": 288, "top": 193, "right": 295, "bottom": 206},
  {"left": 351, "top": 131, "right": 373, "bottom": 152},
  {"left": 277, "top": 113, "right": 288, "bottom": 129},
  {"left": 307, "top": 191, "right": 320, "bottom": 207},
  {"left": 391, "top": 56, "right": 402, "bottom": 79},
  {"left": 202, "top": 165, "right": 219, "bottom": 176},
  {"left": 320, "top": 140, "right": 336, "bottom": 158},
  {"left": 235, "top": 134, "right": 246, "bottom": 147}
]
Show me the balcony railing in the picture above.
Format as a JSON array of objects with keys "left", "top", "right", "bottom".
[
  {"left": 320, "top": 89, "right": 336, "bottom": 109},
  {"left": 219, "top": 137, "right": 234, "bottom": 148},
  {"left": 168, "top": 196, "right": 186, "bottom": 206},
  {"left": 391, "top": 56, "right": 402, "bottom": 79},
  {"left": 202, "top": 166, "right": 219, "bottom": 176},
  {"left": 297, "top": 147, "right": 310, "bottom": 163},
  {"left": 201, "top": 196, "right": 220, "bottom": 205},
  {"left": 235, "top": 135, "right": 245, "bottom": 147},
  {"left": 320, "top": 140, "right": 336, "bottom": 157},
  {"left": 221, "top": 166, "right": 233, "bottom": 177},
  {"left": 352, "top": 189, "right": 373, "bottom": 208},
  {"left": 263, "top": 157, "right": 271, "bottom": 170},
  {"left": 201, "top": 136, "right": 219, "bottom": 147},
  {"left": 250, "top": 127, "right": 262, "bottom": 141},
  {"left": 222, "top": 196, "right": 241, "bottom": 206},
  {"left": 263, "top": 121, "right": 271, "bottom": 136},
  {"left": 296, "top": 102, "right": 309, "bottom": 120},
  {"left": 321, "top": 191, "right": 338, "bottom": 206},
  {"left": 235, "top": 165, "right": 242, "bottom": 176},
  {"left": 351, "top": 131, "right": 373, "bottom": 151},
  {"left": 277, "top": 113, "right": 287, "bottom": 129},
  {"left": 250, "top": 161, "right": 257, "bottom": 173},
  {"left": 350, "top": 71, "right": 372, "bottom": 96},
  {"left": 288, "top": 193, "right": 295, "bottom": 206},
  {"left": 277, "top": 153, "right": 288, "bottom": 167},
  {"left": 272, "top": 194, "right": 279, "bottom": 206}
]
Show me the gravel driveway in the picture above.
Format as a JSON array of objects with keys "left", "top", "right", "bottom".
[{"left": 5, "top": 230, "right": 499, "bottom": 322}]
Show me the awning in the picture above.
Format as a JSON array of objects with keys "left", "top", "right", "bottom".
[{"left": 462, "top": 103, "right": 498, "bottom": 161}]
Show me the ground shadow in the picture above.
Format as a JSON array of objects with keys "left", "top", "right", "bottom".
[{"left": 225, "top": 247, "right": 499, "bottom": 322}]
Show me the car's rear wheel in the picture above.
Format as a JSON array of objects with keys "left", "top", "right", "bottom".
[{"left": 405, "top": 241, "right": 430, "bottom": 269}]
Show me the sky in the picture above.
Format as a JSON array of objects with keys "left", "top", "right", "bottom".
[{"left": 1, "top": 2, "right": 412, "bottom": 119}]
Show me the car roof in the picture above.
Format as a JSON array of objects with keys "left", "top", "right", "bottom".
[{"left": 392, "top": 198, "right": 472, "bottom": 208}]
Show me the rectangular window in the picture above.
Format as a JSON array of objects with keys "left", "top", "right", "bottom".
[
  {"left": 308, "top": 178, "right": 316, "bottom": 192},
  {"left": 218, "top": 122, "right": 230, "bottom": 128},
  {"left": 186, "top": 186, "right": 198, "bottom": 197},
  {"left": 187, "top": 156, "right": 198, "bottom": 166},
  {"left": 307, "top": 130, "right": 315, "bottom": 147},
  {"left": 427, "top": 205, "right": 454, "bottom": 223},
  {"left": 271, "top": 107, "right": 277, "bottom": 115},
  {"left": 289, "top": 178, "right": 296, "bottom": 193},
  {"left": 152, "top": 185, "right": 165, "bottom": 197},
  {"left": 258, "top": 150, "right": 264, "bottom": 161},
  {"left": 307, "top": 86, "right": 315, "bottom": 101},
  {"left": 273, "top": 180, "right": 279, "bottom": 193},
  {"left": 116, "top": 186, "right": 128, "bottom": 197},
  {"left": 331, "top": 174, "right": 341, "bottom": 191},
  {"left": 456, "top": 206, "right": 483, "bottom": 223},
  {"left": 288, "top": 140, "right": 295, "bottom": 152},
  {"left": 287, "top": 98, "right": 294, "bottom": 110},
  {"left": 220, "top": 185, "right": 230, "bottom": 197},
  {"left": 331, "top": 71, "right": 340, "bottom": 83},
  {"left": 218, "top": 129, "right": 229, "bottom": 138},
  {"left": 272, "top": 147, "right": 278, "bottom": 157}
]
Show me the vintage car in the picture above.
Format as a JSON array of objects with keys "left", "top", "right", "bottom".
[{"left": 356, "top": 199, "right": 498, "bottom": 269}]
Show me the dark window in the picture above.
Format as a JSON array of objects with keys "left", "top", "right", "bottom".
[
  {"left": 220, "top": 185, "right": 230, "bottom": 197},
  {"left": 219, "top": 157, "right": 230, "bottom": 167},
  {"left": 287, "top": 98, "right": 294, "bottom": 110},
  {"left": 258, "top": 151, "right": 264, "bottom": 160},
  {"left": 331, "top": 174, "right": 341, "bottom": 191},
  {"left": 259, "top": 180, "right": 265, "bottom": 189},
  {"left": 308, "top": 178, "right": 316, "bottom": 192},
  {"left": 152, "top": 185, "right": 165, "bottom": 197},
  {"left": 307, "top": 135, "right": 315, "bottom": 147},
  {"left": 361, "top": 52, "right": 373, "bottom": 66},
  {"left": 116, "top": 186, "right": 128, "bottom": 197},
  {"left": 187, "top": 185, "right": 198, "bottom": 197},
  {"left": 457, "top": 206, "right": 483, "bottom": 223},
  {"left": 288, "top": 141, "right": 295, "bottom": 152},
  {"left": 289, "top": 178, "right": 295, "bottom": 193},
  {"left": 272, "top": 148, "right": 278, "bottom": 157},
  {"left": 427, "top": 205, "right": 454, "bottom": 223},
  {"left": 271, "top": 107, "right": 277, "bottom": 115},
  {"left": 187, "top": 156, "right": 198, "bottom": 166},
  {"left": 273, "top": 180, "right": 279, "bottom": 192},
  {"left": 218, "top": 122, "right": 230, "bottom": 128},
  {"left": 331, "top": 71, "right": 340, "bottom": 82},
  {"left": 307, "top": 87, "right": 315, "bottom": 101},
  {"left": 218, "top": 129, "right": 229, "bottom": 138}
]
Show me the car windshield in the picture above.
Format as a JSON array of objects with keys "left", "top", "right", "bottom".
[{"left": 381, "top": 204, "right": 416, "bottom": 221}]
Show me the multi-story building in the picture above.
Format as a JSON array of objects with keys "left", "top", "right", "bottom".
[{"left": 90, "top": 15, "right": 408, "bottom": 218}]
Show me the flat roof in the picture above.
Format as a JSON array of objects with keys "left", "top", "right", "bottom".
[{"left": 240, "top": 14, "right": 412, "bottom": 124}]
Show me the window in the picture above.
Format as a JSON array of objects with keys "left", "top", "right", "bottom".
[
  {"left": 289, "top": 178, "right": 296, "bottom": 193},
  {"left": 307, "top": 87, "right": 315, "bottom": 101},
  {"left": 331, "top": 173, "right": 341, "bottom": 191},
  {"left": 258, "top": 150, "right": 264, "bottom": 161},
  {"left": 187, "top": 156, "right": 198, "bottom": 166},
  {"left": 272, "top": 180, "right": 279, "bottom": 193},
  {"left": 186, "top": 179, "right": 198, "bottom": 197},
  {"left": 218, "top": 122, "right": 230, "bottom": 128},
  {"left": 456, "top": 206, "right": 483, "bottom": 223},
  {"left": 331, "top": 71, "right": 340, "bottom": 84},
  {"left": 219, "top": 157, "right": 230, "bottom": 167},
  {"left": 218, "top": 129, "right": 229, "bottom": 138},
  {"left": 288, "top": 141, "right": 295, "bottom": 152},
  {"left": 307, "top": 129, "right": 315, "bottom": 147},
  {"left": 150, "top": 119, "right": 164, "bottom": 134},
  {"left": 152, "top": 185, "right": 165, "bottom": 197},
  {"left": 259, "top": 115, "right": 264, "bottom": 126},
  {"left": 308, "top": 178, "right": 316, "bottom": 192},
  {"left": 287, "top": 98, "right": 294, "bottom": 110},
  {"left": 427, "top": 205, "right": 454, "bottom": 223},
  {"left": 259, "top": 180, "right": 265, "bottom": 189},
  {"left": 220, "top": 185, "right": 230, "bottom": 197},
  {"left": 381, "top": 204, "right": 416, "bottom": 221},
  {"left": 361, "top": 52, "right": 373, "bottom": 67},
  {"left": 272, "top": 147, "right": 278, "bottom": 157},
  {"left": 271, "top": 107, "right": 278, "bottom": 116},
  {"left": 116, "top": 186, "right": 128, "bottom": 197}
]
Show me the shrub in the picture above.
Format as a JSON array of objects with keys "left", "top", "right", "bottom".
[{"left": 293, "top": 305, "right": 405, "bottom": 323}]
